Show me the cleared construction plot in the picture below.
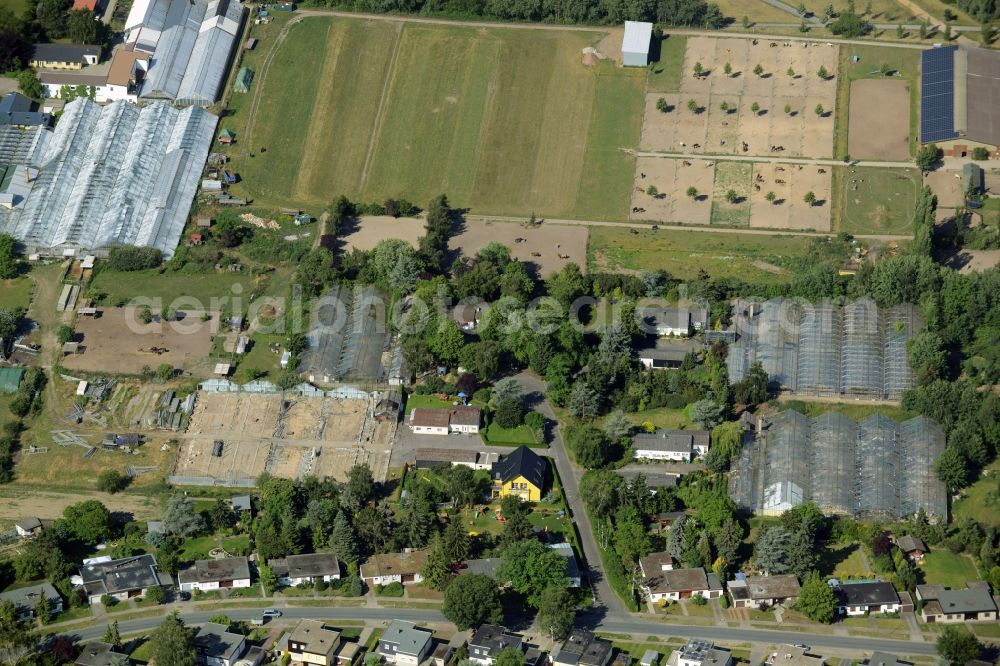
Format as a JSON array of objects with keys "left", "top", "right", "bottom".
[
  {"left": 640, "top": 36, "right": 838, "bottom": 159},
  {"left": 63, "top": 308, "right": 218, "bottom": 374},
  {"left": 171, "top": 389, "right": 393, "bottom": 486},
  {"left": 729, "top": 410, "right": 946, "bottom": 521},
  {"left": 227, "top": 17, "right": 645, "bottom": 220}
]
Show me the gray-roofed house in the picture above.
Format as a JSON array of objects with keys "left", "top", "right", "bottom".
[
  {"left": 862, "top": 654, "right": 913, "bottom": 666},
  {"left": 469, "top": 624, "right": 523, "bottom": 666},
  {"left": 726, "top": 574, "right": 801, "bottom": 609},
  {"left": 79, "top": 554, "right": 164, "bottom": 605},
  {"left": 30, "top": 44, "right": 101, "bottom": 69},
  {"left": 268, "top": 552, "right": 342, "bottom": 586},
  {"left": 378, "top": 620, "right": 433, "bottom": 666},
  {"left": 895, "top": 535, "right": 926, "bottom": 561},
  {"left": 672, "top": 640, "right": 732, "bottom": 666},
  {"left": 0, "top": 582, "right": 63, "bottom": 620},
  {"left": 638, "top": 561, "right": 723, "bottom": 603},
  {"left": 552, "top": 630, "right": 613, "bottom": 666},
  {"left": 178, "top": 557, "right": 251, "bottom": 592},
  {"left": 195, "top": 622, "right": 246, "bottom": 666},
  {"left": 230, "top": 495, "right": 252, "bottom": 515},
  {"left": 0, "top": 93, "right": 52, "bottom": 128},
  {"left": 916, "top": 581, "right": 998, "bottom": 623},
  {"left": 833, "top": 581, "right": 900, "bottom": 616},
  {"left": 75, "top": 642, "right": 131, "bottom": 666},
  {"left": 637, "top": 338, "right": 693, "bottom": 370},
  {"left": 632, "top": 429, "right": 710, "bottom": 462},
  {"left": 14, "top": 516, "right": 43, "bottom": 537}
]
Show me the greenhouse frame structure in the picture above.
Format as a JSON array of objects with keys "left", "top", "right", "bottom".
[{"left": 729, "top": 411, "right": 947, "bottom": 521}]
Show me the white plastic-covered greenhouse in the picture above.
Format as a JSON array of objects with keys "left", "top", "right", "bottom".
[
  {"left": 0, "top": 98, "right": 217, "bottom": 258},
  {"left": 728, "top": 410, "right": 947, "bottom": 521}
]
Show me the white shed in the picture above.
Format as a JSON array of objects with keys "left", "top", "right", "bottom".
[{"left": 622, "top": 21, "right": 653, "bottom": 67}]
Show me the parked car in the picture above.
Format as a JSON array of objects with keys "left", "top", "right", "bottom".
[{"left": 262, "top": 608, "right": 282, "bottom": 618}]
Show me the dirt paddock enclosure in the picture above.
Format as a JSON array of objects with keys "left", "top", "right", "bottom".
[
  {"left": 170, "top": 389, "right": 394, "bottom": 486},
  {"left": 847, "top": 79, "right": 911, "bottom": 161},
  {"left": 63, "top": 307, "right": 218, "bottom": 374}
]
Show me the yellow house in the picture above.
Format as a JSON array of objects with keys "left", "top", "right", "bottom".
[
  {"left": 30, "top": 44, "right": 100, "bottom": 70},
  {"left": 491, "top": 445, "right": 546, "bottom": 502},
  {"left": 283, "top": 619, "right": 359, "bottom": 666}
]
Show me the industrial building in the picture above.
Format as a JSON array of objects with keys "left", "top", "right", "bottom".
[
  {"left": 729, "top": 411, "right": 947, "bottom": 520},
  {"left": 920, "top": 44, "right": 1000, "bottom": 155},
  {"left": 123, "top": 0, "right": 246, "bottom": 105},
  {"left": 725, "top": 298, "right": 921, "bottom": 400},
  {"left": 0, "top": 98, "right": 216, "bottom": 258}
]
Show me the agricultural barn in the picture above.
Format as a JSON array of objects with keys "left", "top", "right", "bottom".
[
  {"left": 622, "top": 21, "right": 653, "bottom": 67},
  {"left": 0, "top": 98, "right": 216, "bottom": 258},
  {"left": 124, "top": 0, "right": 246, "bottom": 105},
  {"left": 728, "top": 411, "right": 946, "bottom": 521},
  {"left": 920, "top": 45, "right": 1000, "bottom": 153},
  {"left": 725, "top": 298, "right": 921, "bottom": 400}
]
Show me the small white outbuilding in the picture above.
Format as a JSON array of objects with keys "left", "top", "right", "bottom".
[{"left": 622, "top": 21, "right": 653, "bottom": 67}]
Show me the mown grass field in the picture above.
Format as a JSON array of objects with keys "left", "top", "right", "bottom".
[
  {"left": 920, "top": 550, "right": 981, "bottom": 588},
  {"left": 588, "top": 227, "right": 822, "bottom": 284},
  {"left": 952, "top": 462, "right": 1000, "bottom": 528},
  {"left": 227, "top": 17, "right": 645, "bottom": 220},
  {"left": 835, "top": 166, "right": 920, "bottom": 235},
  {"left": 0, "top": 277, "right": 33, "bottom": 310}
]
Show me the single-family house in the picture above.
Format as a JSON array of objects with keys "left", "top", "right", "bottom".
[
  {"left": 764, "top": 646, "right": 825, "bottom": 666},
  {"left": 469, "top": 625, "right": 523, "bottom": 666},
  {"left": 282, "top": 619, "right": 359, "bottom": 666},
  {"left": 195, "top": 622, "right": 246, "bottom": 666},
  {"left": 727, "top": 574, "right": 801, "bottom": 609},
  {"left": 672, "top": 640, "right": 732, "bottom": 666},
  {"left": 637, "top": 340, "right": 691, "bottom": 370},
  {"left": 894, "top": 535, "right": 926, "bottom": 562},
  {"left": 177, "top": 557, "right": 251, "bottom": 592},
  {"left": 30, "top": 44, "right": 101, "bottom": 69},
  {"left": 378, "top": 620, "right": 433, "bottom": 666},
  {"left": 640, "top": 652, "right": 658, "bottom": 666},
  {"left": 916, "top": 581, "right": 999, "bottom": 623},
  {"left": 551, "top": 630, "right": 613, "bottom": 666},
  {"left": 0, "top": 582, "right": 63, "bottom": 620},
  {"left": 79, "top": 554, "right": 164, "bottom": 604},
  {"left": 632, "top": 429, "right": 710, "bottom": 462},
  {"left": 230, "top": 495, "right": 252, "bottom": 516},
  {"left": 14, "top": 517, "right": 43, "bottom": 538},
  {"left": 862, "top": 654, "right": 913, "bottom": 666},
  {"left": 833, "top": 581, "right": 900, "bottom": 616},
  {"left": 360, "top": 551, "right": 427, "bottom": 586},
  {"left": 75, "top": 642, "right": 131, "bottom": 666},
  {"left": 638, "top": 561, "right": 723, "bottom": 603},
  {"left": 491, "top": 446, "right": 547, "bottom": 501},
  {"left": 269, "top": 552, "right": 342, "bottom": 586},
  {"left": 640, "top": 306, "right": 708, "bottom": 337},
  {"left": 408, "top": 407, "right": 481, "bottom": 434}
]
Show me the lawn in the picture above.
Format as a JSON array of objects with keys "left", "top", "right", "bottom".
[
  {"left": 404, "top": 393, "right": 473, "bottom": 412},
  {"left": 0, "top": 277, "right": 33, "bottom": 310},
  {"left": 234, "top": 332, "right": 285, "bottom": 382},
  {"left": 88, "top": 265, "right": 293, "bottom": 307},
  {"left": 920, "top": 549, "right": 980, "bottom": 588},
  {"left": 710, "top": 161, "right": 752, "bottom": 227},
  {"left": 622, "top": 406, "right": 692, "bottom": 430},
  {"left": 225, "top": 17, "right": 645, "bottom": 220},
  {"left": 952, "top": 463, "right": 1000, "bottom": 528},
  {"left": 835, "top": 44, "right": 920, "bottom": 159},
  {"left": 820, "top": 542, "right": 873, "bottom": 579},
  {"left": 835, "top": 166, "right": 920, "bottom": 235},
  {"left": 589, "top": 226, "right": 825, "bottom": 284},
  {"left": 483, "top": 422, "right": 539, "bottom": 446},
  {"left": 646, "top": 34, "right": 688, "bottom": 93}
]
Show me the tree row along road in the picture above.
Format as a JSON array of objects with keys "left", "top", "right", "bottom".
[{"left": 61, "top": 606, "right": 939, "bottom": 656}]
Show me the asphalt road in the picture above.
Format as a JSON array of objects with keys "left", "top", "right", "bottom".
[{"left": 62, "top": 606, "right": 939, "bottom": 657}]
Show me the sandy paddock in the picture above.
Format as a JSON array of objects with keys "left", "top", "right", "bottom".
[
  {"left": 631, "top": 157, "right": 714, "bottom": 224},
  {"left": 642, "top": 36, "right": 838, "bottom": 159},
  {"left": 924, "top": 169, "right": 965, "bottom": 208},
  {"left": 749, "top": 163, "right": 833, "bottom": 231},
  {"left": 848, "top": 79, "right": 911, "bottom": 161},
  {"left": 64, "top": 307, "right": 218, "bottom": 374}
]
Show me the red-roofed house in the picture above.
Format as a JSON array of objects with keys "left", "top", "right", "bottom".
[{"left": 72, "top": 0, "right": 99, "bottom": 11}]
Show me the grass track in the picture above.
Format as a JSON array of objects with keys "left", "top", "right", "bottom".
[
  {"left": 230, "top": 17, "right": 644, "bottom": 219},
  {"left": 837, "top": 166, "right": 919, "bottom": 235}
]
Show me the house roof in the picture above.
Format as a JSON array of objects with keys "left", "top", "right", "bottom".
[
  {"left": 0, "top": 582, "right": 61, "bottom": 612},
  {"left": 895, "top": 535, "right": 926, "bottom": 553},
  {"left": 470, "top": 624, "right": 522, "bottom": 655},
  {"left": 380, "top": 620, "right": 432, "bottom": 656},
  {"left": 72, "top": 0, "right": 99, "bottom": 11},
  {"left": 269, "top": 552, "right": 341, "bottom": 579},
  {"left": 410, "top": 408, "right": 451, "bottom": 429},
  {"left": 449, "top": 406, "right": 481, "bottom": 426},
  {"left": 231, "top": 495, "right": 252, "bottom": 511},
  {"left": 461, "top": 557, "right": 501, "bottom": 577},
  {"left": 641, "top": 566, "right": 719, "bottom": 595},
  {"left": 917, "top": 582, "right": 997, "bottom": 615},
  {"left": 360, "top": 551, "right": 427, "bottom": 580},
  {"left": 177, "top": 556, "right": 250, "bottom": 585},
  {"left": 729, "top": 574, "right": 800, "bottom": 600},
  {"left": 634, "top": 429, "right": 708, "bottom": 453},
  {"left": 79, "top": 554, "right": 161, "bottom": 596},
  {"left": 15, "top": 516, "right": 41, "bottom": 531},
  {"left": 555, "top": 630, "right": 612, "bottom": 666},
  {"left": 492, "top": 446, "right": 546, "bottom": 490},
  {"left": 31, "top": 43, "right": 101, "bottom": 64},
  {"left": 106, "top": 46, "right": 149, "bottom": 87},
  {"left": 835, "top": 581, "right": 899, "bottom": 607},
  {"left": 75, "top": 642, "right": 130, "bottom": 666},
  {"left": 195, "top": 622, "right": 245, "bottom": 662},
  {"left": 415, "top": 448, "right": 478, "bottom": 465},
  {"left": 288, "top": 619, "right": 340, "bottom": 655},
  {"left": 643, "top": 306, "right": 691, "bottom": 331},
  {"left": 863, "top": 653, "right": 913, "bottom": 666}
]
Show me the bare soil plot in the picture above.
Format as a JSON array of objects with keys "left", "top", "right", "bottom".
[
  {"left": 750, "top": 163, "right": 832, "bottom": 231},
  {"left": 173, "top": 392, "right": 393, "bottom": 484},
  {"left": 847, "top": 79, "right": 911, "bottom": 161},
  {"left": 641, "top": 36, "right": 838, "bottom": 159},
  {"left": 923, "top": 169, "right": 965, "bottom": 208},
  {"left": 340, "top": 216, "right": 424, "bottom": 251},
  {"left": 64, "top": 308, "right": 218, "bottom": 374},
  {"left": 449, "top": 219, "right": 588, "bottom": 277},
  {"left": 630, "top": 157, "right": 713, "bottom": 224}
]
